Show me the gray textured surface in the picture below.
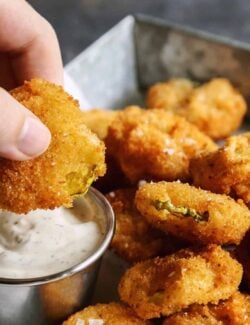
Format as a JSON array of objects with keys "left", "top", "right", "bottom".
[{"left": 28, "top": 0, "right": 250, "bottom": 64}]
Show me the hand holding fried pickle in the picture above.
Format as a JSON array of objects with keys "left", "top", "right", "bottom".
[
  {"left": 147, "top": 78, "right": 247, "bottom": 140},
  {"left": 0, "top": 0, "right": 64, "bottom": 161},
  {"left": 63, "top": 302, "right": 152, "bottom": 325},
  {"left": 0, "top": 79, "right": 106, "bottom": 213},
  {"left": 107, "top": 188, "right": 188, "bottom": 263},
  {"left": 119, "top": 245, "right": 242, "bottom": 319},
  {"left": 105, "top": 106, "right": 217, "bottom": 183},
  {"left": 190, "top": 132, "right": 250, "bottom": 208},
  {"left": 163, "top": 292, "right": 250, "bottom": 325}
]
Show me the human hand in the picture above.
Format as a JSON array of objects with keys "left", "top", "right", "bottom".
[{"left": 0, "top": 0, "right": 63, "bottom": 160}]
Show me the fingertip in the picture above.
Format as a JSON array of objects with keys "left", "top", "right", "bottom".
[
  {"left": 16, "top": 116, "right": 51, "bottom": 159},
  {"left": 0, "top": 89, "right": 52, "bottom": 160}
]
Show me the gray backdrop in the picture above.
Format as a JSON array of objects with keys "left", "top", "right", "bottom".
[{"left": 28, "top": 0, "right": 250, "bottom": 64}]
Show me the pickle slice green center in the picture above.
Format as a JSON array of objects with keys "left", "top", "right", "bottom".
[{"left": 153, "top": 200, "right": 208, "bottom": 222}]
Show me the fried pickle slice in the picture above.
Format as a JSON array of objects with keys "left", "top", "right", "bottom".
[
  {"left": 62, "top": 302, "right": 152, "bottom": 325},
  {"left": 105, "top": 106, "right": 217, "bottom": 183},
  {"left": 106, "top": 188, "right": 187, "bottom": 263},
  {"left": 80, "top": 109, "right": 130, "bottom": 193},
  {"left": 146, "top": 78, "right": 194, "bottom": 112},
  {"left": 118, "top": 245, "right": 242, "bottom": 319},
  {"left": 82, "top": 109, "right": 117, "bottom": 140},
  {"left": 135, "top": 181, "right": 250, "bottom": 245},
  {"left": 163, "top": 292, "right": 250, "bottom": 325},
  {"left": 0, "top": 79, "right": 106, "bottom": 213},
  {"left": 147, "top": 78, "right": 247, "bottom": 140},
  {"left": 236, "top": 230, "right": 250, "bottom": 290},
  {"left": 190, "top": 132, "right": 250, "bottom": 208}
]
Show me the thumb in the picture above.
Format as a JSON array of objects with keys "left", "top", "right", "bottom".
[{"left": 0, "top": 87, "right": 51, "bottom": 160}]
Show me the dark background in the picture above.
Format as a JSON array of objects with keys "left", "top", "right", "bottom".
[{"left": 28, "top": 0, "right": 250, "bottom": 64}]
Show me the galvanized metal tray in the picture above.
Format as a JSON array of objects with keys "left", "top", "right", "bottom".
[
  {"left": 65, "top": 14, "right": 250, "bottom": 303},
  {"left": 66, "top": 14, "right": 250, "bottom": 111}
]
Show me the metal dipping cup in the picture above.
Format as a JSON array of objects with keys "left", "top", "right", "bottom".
[{"left": 0, "top": 188, "right": 115, "bottom": 325}]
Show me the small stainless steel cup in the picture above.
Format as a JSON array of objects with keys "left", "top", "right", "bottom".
[{"left": 0, "top": 188, "right": 115, "bottom": 325}]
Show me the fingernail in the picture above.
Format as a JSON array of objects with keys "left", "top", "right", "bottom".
[{"left": 17, "top": 117, "right": 51, "bottom": 157}]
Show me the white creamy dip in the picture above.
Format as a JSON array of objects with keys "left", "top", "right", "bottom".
[{"left": 0, "top": 195, "right": 105, "bottom": 279}]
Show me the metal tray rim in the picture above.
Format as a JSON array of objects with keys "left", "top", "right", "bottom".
[
  {"left": 66, "top": 13, "right": 250, "bottom": 74},
  {"left": 135, "top": 14, "right": 250, "bottom": 52}
]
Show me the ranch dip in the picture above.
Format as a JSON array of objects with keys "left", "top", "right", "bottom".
[{"left": 0, "top": 194, "right": 105, "bottom": 279}]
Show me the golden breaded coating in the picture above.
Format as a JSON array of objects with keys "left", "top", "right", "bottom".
[
  {"left": 118, "top": 245, "right": 242, "bottom": 319},
  {"left": 62, "top": 302, "right": 151, "bottom": 325},
  {"left": 80, "top": 110, "right": 127, "bottom": 193},
  {"left": 82, "top": 109, "right": 117, "bottom": 140},
  {"left": 236, "top": 231, "right": 250, "bottom": 290},
  {"left": 105, "top": 106, "right": 217, "bottom": 183},
  {"left": 106, "top": 188, "right": 188, "bottom": 263},
  {"left": 147, "top": 78, "right": 247, "bottom": 140},
  {"left": 190, "top": 132, "right": 250, "bottom": 208},
  {"left": 146, "top": 78, "right": 194, "bottom": 112},
  {"left": 135, "top": 181, "right": 250, "bottom": 245},
  {"left": 163, "top": 292, "right": 250, "bottom": 325},
  {"left": 234, "top": 183, "right": 250, "bottom": 209},
  {"left": 0, "top": 79, "right": 106, "bottom": 213},
  {"left": 184, "top": 79, "right": 247, "bottom": 140}
]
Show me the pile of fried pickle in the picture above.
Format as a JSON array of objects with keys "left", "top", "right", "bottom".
[
  {"left": 63, "top": 78, "right": 250, "bottom": 325},
  {"left": 7, "top": 78, "right": 249, "bottom": 324}
]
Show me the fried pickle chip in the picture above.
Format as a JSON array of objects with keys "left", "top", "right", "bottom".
[
  {"left": 163, "top": 292, "right": 250, "bottom": 325},
  {"left": 146, "top": 78, "right": 194, "bottom": 112},
  {"left": 236, "top": 230, "right": 250, "bottom": 290},
  {"left": 106, "top": 188, "right": 188, "bottom": 263},
  {"left": 80, "top": 109, "right": 130, "bottom": 193},
  {"left": 135, "top": 181, "right": 250, "bottom": 245},
  {"left": 105, "top": 106, "right": 217, "bottom": 183},
  {"left": 118, "top": 245, "right": 242, "bottom": 319},
  {"left": 190, "top": 132, "right": 250, "bottom": 208},
  {"left": 0, "top": 79, "right": 106, "bottom": 213},
  {"left": 147, "top": 78, "right": 247, "bottom": 140},
  {"left": 82, "top": 109, "right": 117, "bottom": 140},
  {"left": 62, "top": 302, "right": 152, "bottom": 325}
]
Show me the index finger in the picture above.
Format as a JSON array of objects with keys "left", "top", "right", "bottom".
[{"left": 0, "top": 0, "right": 63, "bottom": 85}]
